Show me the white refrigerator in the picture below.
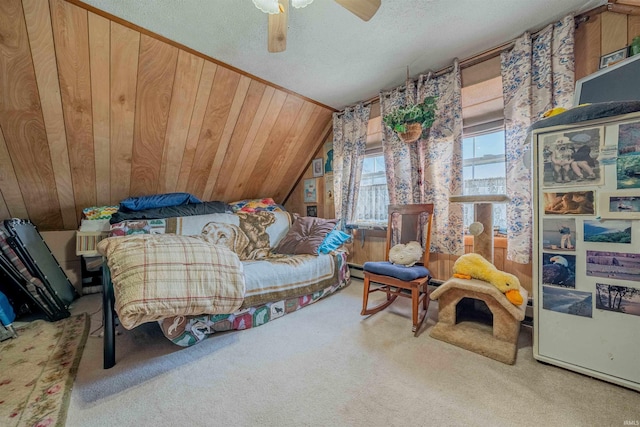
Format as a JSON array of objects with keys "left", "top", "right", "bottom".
[{"left": 532, "top": 110, "right": 640, "bottom": 392}]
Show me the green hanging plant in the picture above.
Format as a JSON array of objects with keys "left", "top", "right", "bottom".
[{"left": 382, "top": 96, "right": 438, "bottom": 136}]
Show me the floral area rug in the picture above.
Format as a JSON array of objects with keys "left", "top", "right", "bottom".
[{"left": 0, "top": 313, "right": 89, "bottom": 427}]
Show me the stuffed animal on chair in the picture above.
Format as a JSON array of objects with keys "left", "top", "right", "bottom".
[
  {"left": 452, "top": 253, "right": 523, "bottom": 305},
  {"left": 388, "top": 241, "right": 423, "bottom": 267}
]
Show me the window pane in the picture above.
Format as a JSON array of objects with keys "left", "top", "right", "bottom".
[
  {"left": 362, "top": 157, "right": 375, "bottom": 174},
  {"left": 356, "top": 154, "right": 389, "bottom": 224},
  {"left": 462, "top": 129, "right": 506, "bottom": 232},
  {"left": 474, "top": 131, "right": 505, "bottom": 156}
]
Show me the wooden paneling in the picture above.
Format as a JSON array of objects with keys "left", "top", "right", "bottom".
[
  {"left": 210, "top": 80, "right": 267, "bottom": 200},
  {"left": 244, "top": 95, "right": 305, "bottom": 198},
  {"left": 225, "top": 89, "right": 288, "bottom": 201},
  {"left": 187, "top": 66, "right": 241, "bottom": 199},
  {"left": 203, "top": 75, "right": 252, "bottom": 200},
  {"left": 600, "top": 12, "right": 629, "bottom": 54},
  {"left": 344, "top": 234, "right": 533, "bottom": 293},
  {"left": 629, "top": 15, "right": 640, "bottom": 43},
  {"left": 0, "top": 129, "right": 28, "bottom": 218},
  {"left": 109, "top": 22, "right": 140, "bottom": 205},
  {"left": 575, "top": 13, "right": 602, "bottom": 81},
  {"left": 50, "top": 0, "right": 96, "bottom": 221},
  {"left": 88, "top": 12, "right": 111, "bottom": 206},
  {"left": 1, "top": 0, "right": 334, "bottom": 230},
  {"left": 176, "top": 62, "right": 218, "bottom": 193},
  {"left": 23, "top": 0, "right": 76, "bottom": 229},
  {"left": 130, "top": 35, "right": 178, "bottom": 196},
  {"left": 158, "top": 51, "right": 203, "bottom": 194},
  {"left": 222, "top": 86, "right": 276, "bottom": 202},
  {"left": 0, "top": 0, "right": 62, "bottom": 229}
]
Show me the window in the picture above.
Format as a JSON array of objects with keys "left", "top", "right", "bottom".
[
  {"left": 462, "top": 129, "right": 507, "bottom": 235},
  {"left": 355, "top": 154, "right": 389, "bottom": 224}
]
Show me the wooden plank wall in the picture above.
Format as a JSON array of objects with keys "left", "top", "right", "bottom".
[
  {"left": 575, "top": 11, "right": 640, "bottom": 80},
  {"left": 0, "top": 0, "right": 333, "bottom": 231}
]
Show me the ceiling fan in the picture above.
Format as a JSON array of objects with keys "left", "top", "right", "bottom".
[{"left": 252, "top": 0, "right": 381, "bottom": 52}]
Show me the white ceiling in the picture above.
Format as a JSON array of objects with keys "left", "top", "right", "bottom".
[{"left": 81, "top": 0, "right": 605, "bottom": 110}]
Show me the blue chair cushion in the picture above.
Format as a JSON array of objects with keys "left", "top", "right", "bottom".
[{"left": 363, "top": 261, "right": 430, "bottom": 281}]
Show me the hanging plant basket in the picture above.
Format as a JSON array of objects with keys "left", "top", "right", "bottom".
[
  {"left": 398, "top": 123, "right": 423, "bottom": 143},
  {"left": 383, "top": 96, "right": 437, "bottom": 144}
]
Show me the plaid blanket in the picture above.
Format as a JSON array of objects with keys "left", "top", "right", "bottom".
[{"left": 98, "top": 234, "right": 245, "bottom": 330}]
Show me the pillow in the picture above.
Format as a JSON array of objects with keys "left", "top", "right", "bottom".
[
  {"left": 272, "top": 216, "right": 338, "bottom": 255},
  {"left": 119, "top": 192, "right": 201, "bottom": 212},
  {"left": 97, "top": 234, "right": 245, "bottom": 330},
  {"left": 318, "top": 229, "right": 351, "bottom": 254},
  {"left": 229, "top": 198, "right": 285, "bottom": 213}
]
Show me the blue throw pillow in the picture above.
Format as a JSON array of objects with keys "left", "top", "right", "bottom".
[
  {"left": 318, "top": 230, "right": 351, "bottom": 254},
  {"left": 120, "top": 193, "right": 202, "bottom": 212}
]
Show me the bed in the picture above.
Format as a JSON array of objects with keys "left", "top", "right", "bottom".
[{"left": 97, "top": 206, "right": 351, "bottom": 369}]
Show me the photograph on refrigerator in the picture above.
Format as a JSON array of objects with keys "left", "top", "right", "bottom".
[
  {"left": 541, "top": 127, "right": 603, "bottom": 188},
  {"left": 583, "top": 219, "right": 632, "bottom": 244},
  {"left": 543, "top": 191, "right": 595, "bottom": 215},
  {"left": 586, "top": 250, "right": 640, "bottom": 282},
  {"left": 541, "top": 253, "right": 576, "bottom": 288},
  {"left": 542, "top": 218, "right": 576, "bottom": 251},
  {"left": 595, "top": 283, "right": 640, "bottom": 317},
  {"left": 617, "top": 121, "right": 640, "bottom": 190},
  {"left": 542, "top": 286, "right": 593, "bottom": 318},
  {"left": 598, "top": 190, "right": 640, "bottom": 219}
]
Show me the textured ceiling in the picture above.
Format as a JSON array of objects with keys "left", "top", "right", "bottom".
[{"left": 80, "top": 0, "right": 605, "bottom": 110}]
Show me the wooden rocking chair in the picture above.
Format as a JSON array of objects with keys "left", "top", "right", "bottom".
[{"left": 361, "top": 204, "right": 434, "bottom": 336}]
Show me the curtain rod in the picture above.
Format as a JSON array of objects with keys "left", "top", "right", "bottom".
[{"left": 357, "top": 11, "right": 591, "bottom": 107}]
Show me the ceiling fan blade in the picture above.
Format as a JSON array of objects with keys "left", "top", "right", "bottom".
[
  {"left": 334, "top": 0, "right": 381, "bottom": 22},
  {"left": 268, "top": 1, "right": 288, "bottom": 52}
]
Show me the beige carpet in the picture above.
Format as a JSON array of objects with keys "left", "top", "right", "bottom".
[
  {"left": 65, "top": 280, "right": 640, "bottom": 426},
  {"left": 0, "top": 313, "right": 89, "bottom": 427}
]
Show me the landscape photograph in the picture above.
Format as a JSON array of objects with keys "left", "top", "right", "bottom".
[
  {"left": 595, "top": 283, "right": 640, "bottom": 317},
  {"left": 583, "top": 219, "right": 632, "bottom": 244},
  {"left": 586, "top": 251, "right": 640, "bottom": 282},
  {"left": 616, "top": 154, "right": 640, "bottom": 190},
  {"left": 543, "top": 286, "right": 592, "bottom": 318}
]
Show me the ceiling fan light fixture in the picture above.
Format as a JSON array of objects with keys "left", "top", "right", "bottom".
[
  {"left": 253, "top": 0, "right": 282, "bottom": 14},
  {"left": 291, "top": 0, "right": 314, "bottom": 8}
]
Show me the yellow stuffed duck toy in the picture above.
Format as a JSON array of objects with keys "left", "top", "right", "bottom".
[{"left": 452, "top": 253, "right": 523, "bottom": 305}]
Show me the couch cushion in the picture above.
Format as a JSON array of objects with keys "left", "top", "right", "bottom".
[
  {"left": 363, "top": 261, "right": 430, "bottom": 281},
  {"left": 272, "top": 216, "right": 338, "bottom": 255}
]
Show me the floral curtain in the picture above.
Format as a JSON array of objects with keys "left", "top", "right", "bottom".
[
  {"left": 380, "top": 60, "right": 464, "bottom": 255},
  {"left": 333, "top": 103, "right": 371, "bottom": 229},
  {"left": 501, "top": 14, "right": 574, "bottom": 263}
]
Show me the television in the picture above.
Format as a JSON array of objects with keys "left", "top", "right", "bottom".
[{"left": 574, "top": 54, "right": 640, "bottom": 106}]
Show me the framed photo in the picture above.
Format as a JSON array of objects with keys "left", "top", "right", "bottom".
[
  {"left": 312, "top": 158, "right": 324, "bottom": 177},
  {"left": 600, "top": 47, "right": 627, "bottom": 69},
  {"left": 598, "top": 190, "right": 640, "bottom": 219},
  {"left": 540, "top": 127, "right": 604, "bottom": 188},
  {"left": 306, "top": 205, "right": 317, "bottom": 217},
  {"left": 303, "top": 178, "right": 317, "bottom": 203}
]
